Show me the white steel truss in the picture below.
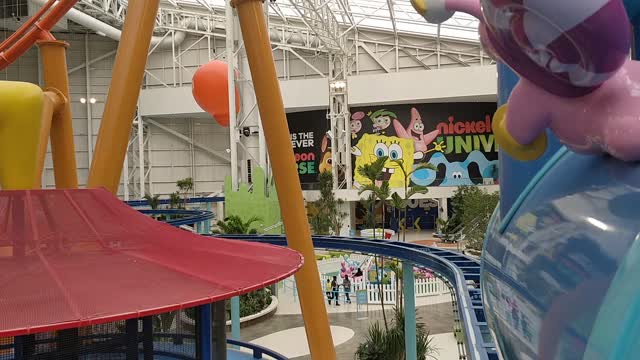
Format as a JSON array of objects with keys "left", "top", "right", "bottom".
[{"left": 64, "top": 0, "right": 491, "bottom": 196}]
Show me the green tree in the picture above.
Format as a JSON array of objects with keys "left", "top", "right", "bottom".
[
  {"left": 212, "top": 215, "right": 262, "bottom": 235},
  {"left": 449, "top": 186, "right": 499, "bottom": 252},
  {"left": 307, "top": 171, "right": 347, "bottom": 235},
  {"left": 176, "top": 177, "right": 194, "bottom": 208},
  {"left": 355, "top": 306, "right": 438, "bottom": 360}
]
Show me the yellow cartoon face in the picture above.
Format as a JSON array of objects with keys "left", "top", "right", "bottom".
[{"left": 353, "top": 134, "right": 415, "bottom": 188}]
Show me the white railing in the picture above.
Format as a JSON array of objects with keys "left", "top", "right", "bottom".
[{"left": 317, "top": 275, "right": 449, "bottom": 305}]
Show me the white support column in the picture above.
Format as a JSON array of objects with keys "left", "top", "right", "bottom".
[
  {"left": 440, "top": 197, "right": 448, "bottom": 221},
  {"left": 85, "top": 34, "right": 93, "bottom": 168},
  {"left": 226, "top": 1, "right": 239, "bottom": 191},
  {"left": 137, "top": 116, "right": 146, "bottom": 197},
  {"left": 123, "top": 153, "right": 130, "bottom": 201},
  {"left": 328, "top": 48, "right": 351, "bottom": 190}
]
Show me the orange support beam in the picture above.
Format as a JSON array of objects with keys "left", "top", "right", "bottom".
[
  {"left": 35, "top": 90, "right": 66, "bottom": 188},
  {"left": 37, "top": 40, "right": 78, "bottom": 189},
  {"left": 232, "top": 0, "right": 337, "bottom": 358},
  {"left": 87, "top": 0, "right": 161, "bottom": 193}
]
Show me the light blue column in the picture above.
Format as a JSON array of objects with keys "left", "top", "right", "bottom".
[
  {"left": 403, "top": 261, "right": 417, "bottom": 360},
  {"left": 205, "top": 202, "right": 212, "bottom": 234},
  {"left": 497, "top": 63, "right": 562, "bottom": 215},
  {"left": 231, "top": 296, "right": 240, "bottom": 346}
]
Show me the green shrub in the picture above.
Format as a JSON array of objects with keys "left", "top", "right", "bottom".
[
  {"left": 356, "top": 307, "right": 437, "bottom": 360},
  {"left": 182, "top": 288, "right": 272, "bottom": 322},
  {"left": 225, "top": 288, "right": 272, "bottom": 319}
]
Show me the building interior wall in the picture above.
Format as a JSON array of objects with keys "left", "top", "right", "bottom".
[{"left": 0, "top": 25, "right": 493, "bottom": 198}]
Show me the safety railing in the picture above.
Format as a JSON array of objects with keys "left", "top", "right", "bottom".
[
  {"left": 139, "top": 209, "right": 214, "bottom": 227},
  {"left": 227, "top": 339, "right": 288, "bottom": 360}
]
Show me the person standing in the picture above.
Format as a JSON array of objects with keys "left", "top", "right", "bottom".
[
  {"left": 343, "top": 276, "right": 352, "bottom": 304},
  {"left": 331, "top": 276, "right": 340, "bottom": 306},
  {"left": 326, "top": 278, "right": 333, "bottom": 305}
]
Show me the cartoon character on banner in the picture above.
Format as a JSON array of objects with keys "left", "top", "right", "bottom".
[
  {"left": 352, "top": 134, "right": 418, "bottom": 188},
  {"left": 410, "top": 0, "right": 640, "bottom": 162},
  {"left": 368, "top": 109, "right": 396, "bottom": 134},
  {"left": 351, "top": 112, "right": 364, "bottom": 140},
  {"left": 412, "top": 150, "right": 498, "bottom": 186},
  {"left": 393, "top": 107, "right": 442, "bottom": 159},
  {"left": 319, "top": 133, "right": 332, "bottom": 173}
]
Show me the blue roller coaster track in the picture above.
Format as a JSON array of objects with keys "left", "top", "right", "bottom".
[
  {"left": 217, "top": 234, "right": 497, "bottom": 360},
  {"left": 147, "top": 208, "right": 497, "bottom": 360}
]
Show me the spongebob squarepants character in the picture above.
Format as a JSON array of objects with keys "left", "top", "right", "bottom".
[{"left": 352, "top": 134, "right": 415, "bottom": 188}]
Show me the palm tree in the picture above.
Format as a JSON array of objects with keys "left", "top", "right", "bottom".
[
  {"left": 176, "top": 177, "right": 194, "bottom": 208},
  {"left": 357, "top": 156, "right": 389, "bottom": 239},
  {"left": 144, "top": 193, "right": 161, "bottom": 210},
  {"left": 357, "top": 156, "right": 391, "bottom": 330},
  {"left": 390, "top": 159, "right": 435, "bottom": 243},
  {"left": 169, "top": 192, "right": 182, "bottom": 209},
  {"left": 212, "top": 215, "right": 262, "bottom": 235}
]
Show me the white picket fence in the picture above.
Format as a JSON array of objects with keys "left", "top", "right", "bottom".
[
  {"left": 279, "top": 255, "right": 449, "bottom": 305},
  {"left": 318, "top": 275, "right": 449, "bottom": 305}
]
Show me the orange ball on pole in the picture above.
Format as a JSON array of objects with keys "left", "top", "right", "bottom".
[{"left": 192, "top": 60, "right": 241, "bottom": 127}]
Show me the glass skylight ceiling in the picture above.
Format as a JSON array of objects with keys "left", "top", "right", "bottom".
[{"left": 168, "top": 0, "right": 480, "bottom": 41}]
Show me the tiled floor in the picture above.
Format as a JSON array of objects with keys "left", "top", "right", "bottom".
[{"left": 234, "top": 302, "right": 455, "bottom": 360}]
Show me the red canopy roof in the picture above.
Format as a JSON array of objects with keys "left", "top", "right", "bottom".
[{"left": 0, "top": 188, "right": 302, "bottom": 336}]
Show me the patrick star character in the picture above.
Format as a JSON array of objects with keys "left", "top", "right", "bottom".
[
  {"left": 393, "top": 107, "right": 440, "bottom": 158},
  {"left": 351, "top": 111, "right": 364, "bottom": 139},
  {"left": 411, "top": 0, "right": 640, "bottom": 162}
]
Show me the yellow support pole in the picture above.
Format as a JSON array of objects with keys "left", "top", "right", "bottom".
[
  {"left": 35, "top": 90, "right": 65, "bottom": 188},
  {"left": 232, "top": 1, "right": 336, "bottom": 358},
  {"left": 0, "top": 81, "right": 43, "bottom": 190},
  {"left": 87, "top": 0, "right": 161, "bottom": 193},
  {"left": 37, "top": 40, "right": 79, "bottom": 189}
]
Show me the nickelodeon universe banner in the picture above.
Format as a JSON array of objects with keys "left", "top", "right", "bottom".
[
  {"left": 350, "top": 102, "right": 499, "bottom": 188},
  {"left": 286, "top": 110, "right": 331, "bottom": 189}
]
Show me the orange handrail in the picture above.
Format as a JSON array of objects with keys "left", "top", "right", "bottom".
[
  {"left": 0, "top": 0, "right": 56, "bottom": 52},
  {"left": 0, "top": 0, "right": 78, "bottom": 71}
]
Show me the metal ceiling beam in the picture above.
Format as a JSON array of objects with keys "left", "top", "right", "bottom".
[
  {"left": 285, "top": 0, "right": 345, "bottom": 52},
  {"left": 146, "top": 119, "right": 232, "bottom": 163},
  {"left": 359, "top": 41, "right": 391, "bottom": 73},
  {"left": 386, "top": 0, "right": 397, "bottom": 37},
  {"left": 399, "top": 47, "right": 431, "bottom": 69},
  {"left": 195, "top": 0, "right": 213, "bottom": 12}
]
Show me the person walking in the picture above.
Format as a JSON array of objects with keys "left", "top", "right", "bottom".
[{"left": 343, "top": 276, "right": 352, "bottom": 304}]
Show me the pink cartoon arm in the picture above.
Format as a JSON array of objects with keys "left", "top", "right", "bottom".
[
  {"left": 422, "top": 129, "right": 440, "bottom": 146},
  {"left": 505, "top": 80, "right": 553, "bottom": 145},
  {"left": 393, "top": 119, "right": 410, "bottom": 138}
]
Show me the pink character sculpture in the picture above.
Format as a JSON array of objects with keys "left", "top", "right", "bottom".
[{"left": 411, "top": 0, "right": 640, "bottom": 162}]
